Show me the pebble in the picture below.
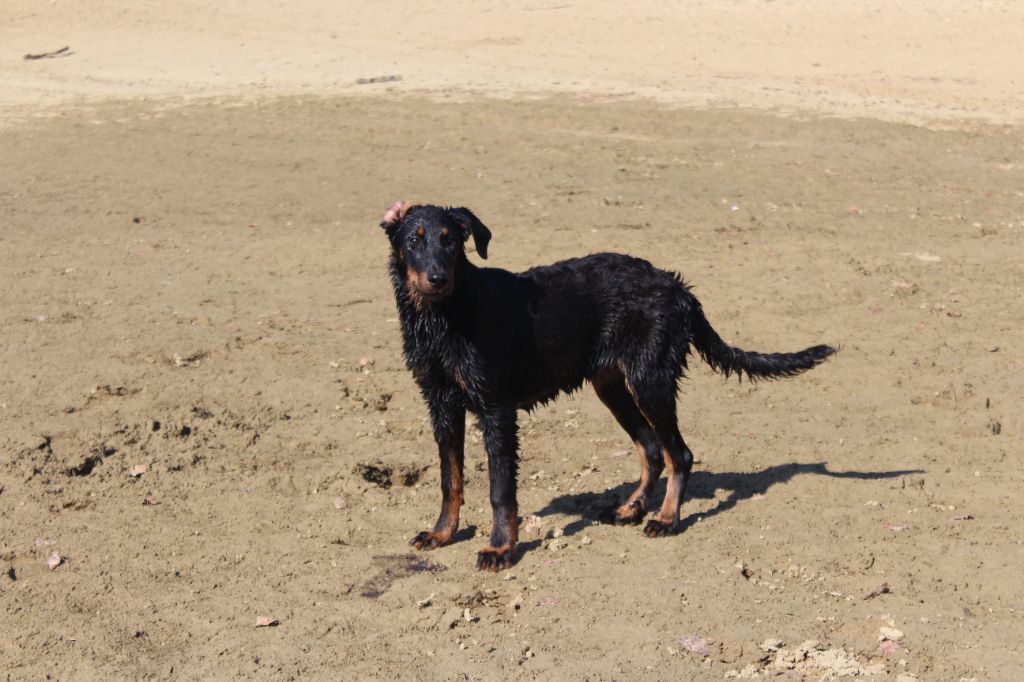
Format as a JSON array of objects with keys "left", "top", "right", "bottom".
[
  {"left": 879, "top": 626, "right": 904, "bottom": 642},
  {"left": 879, "top": 640, "right": 902, "bottom": 656},
  {"left": 679, "top": 635, "right": 709, "bottom": 656},
  {"left": 522, "top": 514, "right": 544, "bottom": 534},
  {"left": 725, "top": 664, "right": 759, "bottom": 679}
]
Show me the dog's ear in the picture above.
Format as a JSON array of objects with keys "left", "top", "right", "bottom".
[
  {"left": 447, "top": 207, "right": 492, "bottom": 260},
  {"left": 380, "top": 201, "right": 412, "bottom": 238}
]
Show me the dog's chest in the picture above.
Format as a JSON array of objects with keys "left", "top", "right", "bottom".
[{"left": 405, "top": 318, "right": 479, "bottom": 388}]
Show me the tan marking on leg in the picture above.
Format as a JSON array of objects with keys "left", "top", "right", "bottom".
[
  {"left": 621, "top": 372, "right": 658, "bottom": 428},
  {"left": 411, "top": 446, "right": 465, "bottom": 549},
  {"left": 616, "top": 441, "right": 651, "bottom": 519},
  {"left": 443, "top": 447, "right": 464, "bottom": 525},
  {"left": 433, "top": 446, "right": 464, "bottom": 543},
  {"left": 452, "top": 367, "right": 470, "bottom": 393},
  {"left": 654, "top": 448, "right": 682, "bottom": 525},
  {"left": 505, "top": 502, "right": 519, "bottom": 547},
  {"left": 622, "top": 374, "right": 639, "bottom": 405}
]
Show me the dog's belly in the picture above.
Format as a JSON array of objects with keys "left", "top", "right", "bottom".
[
  {"left": 511, "top": 369, "right": 588, "bottom": 412},
  {"left": 516, "top": 387, "right": 561, "bottom": 412}
]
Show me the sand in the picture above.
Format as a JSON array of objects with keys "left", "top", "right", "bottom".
[{"left": 2, "top": 2, "right": 1023, "bottom": 680}]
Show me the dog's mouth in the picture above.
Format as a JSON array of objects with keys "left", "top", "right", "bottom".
[
  {"left": 407, "top": 270, "right": 454, "bottom": 303},
  {"left": 414, "top": 283, "right": 454, "bottom": 300}
]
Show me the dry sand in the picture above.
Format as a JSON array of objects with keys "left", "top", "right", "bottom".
[{"left": 2, "top": 2, "right": 1023, "bottom": 680}]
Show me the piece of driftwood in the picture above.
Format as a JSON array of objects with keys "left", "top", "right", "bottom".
[
  {"left": 24, "top": 46, "right": 71, "bottom": 60},
  {"left": 355, "top": 75, "right": 401, "bottom": 85}
]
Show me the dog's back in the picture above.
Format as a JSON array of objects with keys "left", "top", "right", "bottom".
[{"left": 453, "top": 252, "right": 689, "bottom": 409}]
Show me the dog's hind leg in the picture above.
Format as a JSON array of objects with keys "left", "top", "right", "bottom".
[
  {"left": 592, "top": 367, "right": 664, "bottom": 525},
  {"left": 622, "top": 374, "right": 695, "bottom": 537}
]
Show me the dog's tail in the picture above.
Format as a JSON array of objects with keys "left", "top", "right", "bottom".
[{"left": 691, "top": 301, "right": 836, "bottom": 381}]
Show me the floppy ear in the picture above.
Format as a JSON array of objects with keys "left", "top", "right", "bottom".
[
  {"left": 380, "top": 201, "right": 412, "bottom": 238},
  {"left": 447, "top": 207, "right": 492, "bottom": 259}
]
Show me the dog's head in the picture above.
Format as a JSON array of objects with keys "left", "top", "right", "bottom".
[{"left": 380, "top": 201, "right": 492, "bottom": 305}]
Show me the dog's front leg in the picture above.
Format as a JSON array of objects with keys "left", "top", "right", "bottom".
[
  {"left": 476, "top": 406, "right": 519, "bottom": 571},
  {"left": 410, "top": 393, "right": 466, "bottom": 550}
]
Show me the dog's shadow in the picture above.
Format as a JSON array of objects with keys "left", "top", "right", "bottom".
[{"left": 532, "top": 462, "right": 924, "bottom": 538}]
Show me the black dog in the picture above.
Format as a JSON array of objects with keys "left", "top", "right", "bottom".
[{"left": 380, "top": 201, "right": 835, "bottom": 571}]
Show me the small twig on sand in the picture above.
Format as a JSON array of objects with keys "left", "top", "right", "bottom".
[
  {"left": 355, "top": 75, "right": 401, "bottom": 85},
  {"left": 24, "top": 46, "right": 71, "bottom": 60},
  {"left": 862, "top": 583, "right": 891, "bottom": 600}
]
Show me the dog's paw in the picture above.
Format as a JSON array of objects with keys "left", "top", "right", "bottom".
[
  {"left": 476, "top": 544, "right": 516, "bottom": 571},
  {"left": 599, "top": 500, "right": 646, "bottom": 526},
  {"left": 409, "top": 529, "right": 452, "bottom": 550},
  {"left": 642, "top": 519, "right": 678, "bottom": 538}
]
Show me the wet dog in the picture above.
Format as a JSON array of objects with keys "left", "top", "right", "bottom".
[{"left": 380, "top": 201, "right": 835, "bottom": 570}]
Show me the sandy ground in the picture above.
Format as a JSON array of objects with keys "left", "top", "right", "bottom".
[
  {"left": 4, "top": 0, "right": 1024, "bottom": 126},
  {"left": 2, "top": 2, "right": 1024, "bottom": 680}
]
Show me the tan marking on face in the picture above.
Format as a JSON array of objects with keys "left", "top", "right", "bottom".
[
  {"left": 416, "top": 226, "right": 425, "bottom": 237},
  {"left": 405, "top": 264, "right": 454, "bottom": 307},
  {"left": 405, "top": 265, "right": 429, "bottom": 311}
]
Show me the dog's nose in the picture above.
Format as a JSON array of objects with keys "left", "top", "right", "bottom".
[{"left": 427, "top": 272, "right": 449, "bottom": 287}]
